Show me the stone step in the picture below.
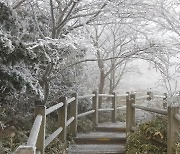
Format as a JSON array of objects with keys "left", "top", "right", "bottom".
[
  {"left": 68, "top": 122, "right": 127, "bottom": 153},
  {"left": 95, "top": 122, "right": 126, "bottom": 132},
  {"left": 67, "top": 144, "right": 125, "bottom": 154},
  {"left": 74, "top": 132, "right": 126, "bottom": 144}
]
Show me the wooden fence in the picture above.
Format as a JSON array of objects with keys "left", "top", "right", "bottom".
[
  {"left": 126, "top": 93, "right": 180, "bottom": 154},
  {"left": 15, "top": 91, "right": 180, "bottom": 154}
]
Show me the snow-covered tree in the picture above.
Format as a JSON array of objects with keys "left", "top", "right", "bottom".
[{"left": 0, "top": 2, "right": 41, "bottom": 108}]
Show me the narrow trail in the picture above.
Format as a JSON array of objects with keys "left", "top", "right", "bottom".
[{"left": 68, "top": 122, "right": 126, "bottom": 154}]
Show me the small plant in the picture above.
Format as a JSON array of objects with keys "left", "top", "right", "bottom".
[
  {"left": 98, "top": 111, "right": 112, "bottom": 123},
  {"left": 45, "top": 138, "right": 66, "bottom": 154},
  {"left": 126, "top": 116, "right": 168, "bottom": 154},
  {"left": 77, "top": 117, "right": 95, "bottom": 133},
  {"left": 117, "top": 111, "right": 126, "bottom": 122},
  {"left": 175, "top": 135, "right": 180, "bottom": 154},
  {"left": 98, "top": 110, "right": 126, "bottom": 123}
]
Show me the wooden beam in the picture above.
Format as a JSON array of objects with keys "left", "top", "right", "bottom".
[
  {"left": 92, "top": 91, "right": 99, "bottom": 126},
  {"left": 35, "top": 105, "right": 46, "bottom": 154},
  {"left": 70, "top": 93, "right": 78, "bottom": 137},
  {"left": 167, "top": 106, "right": 179, "bottom": 154},
  {"left": 126, "top": 93, "right": 135, "bottom": 135},
  {"left": 58, "top": 97, "right": 67, "bottom": 142},
  {"left": 78, "top": 110, "right": 95, "bottom": 118},
  {"left": 112, "top": 92, "right": 117, "bottom": 122}
]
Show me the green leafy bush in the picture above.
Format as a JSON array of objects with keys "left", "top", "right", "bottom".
[
  {"left": 0, "top": 2, "right": 16, "bottom": 32},
  {"left": 126, "top": 116, "right": 167, "bottom": 154},
  {"left": 0, "top": 106, "right": 33, "bottom": 153},
  {"left": 45, "top": 138, "right": 66, "bottom": 154},
  {"left": 77, "top": 117, "right": 95, "bottom": 133},
  {"left": 176, "top": 136, "right": 180, "bottom": 154}
]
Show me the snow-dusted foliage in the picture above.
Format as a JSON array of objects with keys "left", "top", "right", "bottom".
[
  {"left": 0, "top": 3, "right": 43, "bottom": 104},
  {"left": 0, "top": 28, "right": 43, "bottom": 102},
  {"left": 26, "top": 35, "right": 88, "bottom": 104},
  {"left": 0, "top": 2, "right": 89, "bottom": 107}
]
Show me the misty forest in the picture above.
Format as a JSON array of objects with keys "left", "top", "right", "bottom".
[{"left": 0, "top": 0, "right": 180, "bottom": 153}]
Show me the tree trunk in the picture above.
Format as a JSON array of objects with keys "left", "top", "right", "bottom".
[
  {"left": 109, "top": 57, "right": 116, "bottom": 93},
  {"left": 99, "top": 70, "right": 105, "bottom": 108},
  {"left": 109, "top": 70, "right": 115, "bottom": 94}
]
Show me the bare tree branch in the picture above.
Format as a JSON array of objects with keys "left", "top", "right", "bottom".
[
  {"left": 30, "top": 3, "right": 46, "bottom": 39},
  {"left": 60, "top": 47, "right": 151, "bottom": 72},
  {"left": 50, "top": 0, "right": 56, "bottom": 38},
  {"left": 64, "top": 2, "right": 108, "bottom": 34},
  {"left": 13, "top": 0, "right": 27, "bottom": 9}
]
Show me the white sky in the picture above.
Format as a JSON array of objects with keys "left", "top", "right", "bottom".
[{"left": 118, "top": 59, "right": 163, "bottom": 92}]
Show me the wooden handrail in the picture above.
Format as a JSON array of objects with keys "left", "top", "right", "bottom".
[
  {"left": 174, "top": 114, "right": 180, "bottom": 123},
  {"left": 67, "top": 97, "right": 75, "bottom": 105},
  {"left": 67, "top": 117, "right": 75, "bottom": 127},
  {"left": 45, "top": 127, "right": 63, "bottom": 147},
  {"left": 78, "top": 94, "right": 95, "bottom": 99},
  {"left": 98, "top": 108, "right": 114, "bottom": 111},
  {"left": 153, "top": 95, "right": 166, "bottom": 98},
  {"left": 98, "top": 94, "right": 114, "bottom": 97},
  {"left": 135, "top": 95, "right": 149, "bottom": 100},
  {"left": 15, "top": 90, "right": 180, "bottom": 154},
  {"left": 117, "top": 106, "right": 126, "bottom": 110},
  {"left": 131, "top": 104, "right": 167, "bottom": 115},
  {"left": 117, "top": 94, "right": 128, "bottom": 97},
  {"left": 46, "top": 102, "right": 64, "bottom": 115},
  {"left": 77, "top": 110, "right": 95, "bottom": 118},
  {"left": 27, "top": 115, "right": 42, "bottom": 147}
]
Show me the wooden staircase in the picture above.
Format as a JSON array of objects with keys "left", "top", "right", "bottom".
[
  {"left": 15, "top": 92, "right": 180, "bottom": 154},
  {"left": 67, "top": 122, "right": 126, "bottom": 154}
]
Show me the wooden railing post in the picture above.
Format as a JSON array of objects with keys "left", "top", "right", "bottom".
[
  {"left": 112, "top": 92, "right": 117, "bottom": 122},
  {"left": 15, "top": 146, "right": 36, "bottom": 154},
  {"left": 167, "top": 106, "right": 179, "bottom": 154},
  {"left": 126, "top": 93, "right": 135, "bottom": 135},
  {"left": 58, "top": 96, "right": 67, "bottom": 142},
  {"left": 163, "top": 93, "right": 167, "bottom": 109},
  {"left": 35, "top": 105, "right": 46, "bottom": 154},
  {"left": 92, "top": 91, "right": 99, "bottom": 126},
  {"left": 147, "top": 91, "right": 152, "bottom": 101},
  {"left": 70, "top": 93, "right": 78, "bottom": 137}
]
